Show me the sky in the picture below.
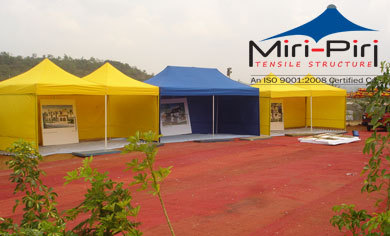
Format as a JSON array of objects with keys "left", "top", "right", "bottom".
[{"left": 0, "top": 0, "right": 389, "bottom": 89}]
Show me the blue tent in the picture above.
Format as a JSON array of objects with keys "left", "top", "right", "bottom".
[{"left": 145, "top": 66, "right": 259, "bottom": 136}]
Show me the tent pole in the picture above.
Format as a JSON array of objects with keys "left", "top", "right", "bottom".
[
  {"left": 216, "top": 96, "right": 218, "bottom": 134},
  {"left": 212, "top": 95, "right": 215, "bottom": 137},
  {"left": 305, "top": 97, "right": 307, "bottom": 128},
  {"left": 310, "top": 96, "right": 313, "bottom": 132},
  {"left": 105, "top": 94, "right": 108, "bottom": 150}
]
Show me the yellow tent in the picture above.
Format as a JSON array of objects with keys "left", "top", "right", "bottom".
[
  {"left": 0, "top": 59, "right": 160, "bottom": 150},
  {"left": 82, "top": 62, "right": 159, "bottom": 146},
  {"left": 83, "top": 62, "right": 159, "bottom": 95},
  {"left": 0, "top": 58, "right": 103, "bottom": 95},
  {"left": 251, "top": 73, "right": 310, "bottom": 135},
  {"left": 295, "top": 74, "right": 347, "bottom": 130},
  {"left": 0, "top": 59, "right": 105, "bottom": 149}
]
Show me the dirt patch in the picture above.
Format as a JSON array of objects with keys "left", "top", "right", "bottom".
[{"left": 0, "top": 131, "right": 383, "bottom": 236}]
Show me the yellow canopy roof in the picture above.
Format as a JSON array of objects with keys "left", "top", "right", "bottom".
[
  {"left": 295, "top": 74, "right": 346, "bottom": 97},
  {"left": 82, "top": 62, "right": 158, "bottom": 96},
  {"left": 0, "top": 59, "right": 105, "bottom": 95},
  {"left": 251, "top": 73, "right": 310, "bottom": 98}
]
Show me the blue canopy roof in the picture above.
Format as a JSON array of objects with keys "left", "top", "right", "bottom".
[
  {"left": 263, "top": 4, "right": 375, "bottom": 42},
  {"left": 145, "top": 66, "right": 258, "bottom": 96}
]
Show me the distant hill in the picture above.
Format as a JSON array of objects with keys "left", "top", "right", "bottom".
[{"left": 0, "top": 52, "right": 154, "bottom": 82}]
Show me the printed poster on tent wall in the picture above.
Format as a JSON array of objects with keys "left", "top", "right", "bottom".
[
  {"left": 160, "top": 98, "right": 192, "bottom": 136},
  {"left": 40, "top": 99, "right": 79, "bottom": 146},
  {"left": 270, "top": 102, "right": 284, "bottom": 131}
]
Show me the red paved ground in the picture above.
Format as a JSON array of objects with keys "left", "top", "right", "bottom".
[{"left": 0, "top": 131, "right": 383, "bottom": 235}]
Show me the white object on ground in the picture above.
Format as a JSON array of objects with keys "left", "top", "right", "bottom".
[{"left": 298, "top": 133, "right": 360, "bottom": 145}]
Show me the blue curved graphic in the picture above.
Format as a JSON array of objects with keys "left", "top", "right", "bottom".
[{"left": 262, "top": 4, "right": 376, "bottom": 42}]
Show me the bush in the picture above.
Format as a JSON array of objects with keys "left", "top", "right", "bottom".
[{"left": 64, "top": 157, "right": 142, "bottom": 236}]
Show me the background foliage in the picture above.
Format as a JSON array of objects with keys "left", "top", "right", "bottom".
[{"left": 0, "top": 52, "right": 153, "bottom": 81}]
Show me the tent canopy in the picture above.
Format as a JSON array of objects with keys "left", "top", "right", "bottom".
[
  {"left": 296, "top": 74, "right": 346, "bottom": 130},
  {"left": 82, "top": 62, "right": 158, "bottom": 95},
  {"left": 0, "top": 59, "right": 159, "bottom": 150},
  {"left": 252, "top": 73, "right": 311, "bottom": 97},
  {"left": 0, "top": 59, "right": 105, "bottom": 150},
  {"left": 145, "top": 66, "right": 258, "bottom": 96},
  {"left": 0, "top": 59, "right": 104, "bottom": 95},
  {"left": 253, "top": 73, "right": 346, "bottom": 135},
  {"left": 146, "top": 66, "right": 259, "bottom": 136},
  {"left": 252, "top": 74, "right": 309, "bottom": 135},
  {"left": 82, "top": 62, "right": 159, "bottom": 143},
  {"left": 295, "top": 74, "right": 347, "bottom": 96}
]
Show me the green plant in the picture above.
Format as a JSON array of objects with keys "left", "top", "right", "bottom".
[
  {"left": 123, "top": 131, "right": 175, "bottom": 236},
  {"left": 364, "top": 211, "right": 390, "bottom": 236},
  {"left": 362, "top": 62, "right": 390, "bottom": 207},
  {"left": 64, "top": 157, "right": 142, "bottom": 236},
  {"left": 0, "top": 140, "right": 68, "bottom": 235},
  {"left": 331, "top": 62, "right": 390, "bottom": 235},
  {"left": 330, "top": 204, "right": 371, "bottom": 236},
  {"left": 0, "top": 140, "right": 143, "bottom": 236}
]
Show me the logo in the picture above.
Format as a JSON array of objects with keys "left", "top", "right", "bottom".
[{"left": 249, "top": 4, "right": 378, "bottom": 69}]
